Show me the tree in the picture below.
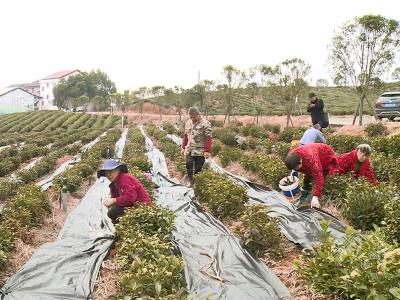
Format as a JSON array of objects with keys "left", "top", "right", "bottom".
[
  {"left": 115, "top": 90, "right": 132, "bottom": 120},
  {"left": 92, "top": 95, "right": 106, "bottom": 113},
  {"left": 392, "top": 67, "right": 400, "bottom": 81},
  {"left": 150, "top": 86, "right": 165, "bottom": 120},
  {"left": 53, "top": 69, "right": 116, "bottom": 110},
  {"left": 202, "top": 80, "right": 216, "bottom": 119},
  {"left": 329, "top": 15, "right": 400, "bottom": 125},
  {"left": 221, "top": 65, "right": 247, "bottom": 124},
  {"left": 134, "top": 87, "right": 149, "bottom": 120},
  {"left": 316, "top": 79, "right": 329, "bottom": 87},
  {"left": 266, "top": 58, "right": 311, "bottom": 127}
]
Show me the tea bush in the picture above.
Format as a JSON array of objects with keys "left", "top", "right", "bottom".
[
  {"left": 213, "top": 128, "right": 237, "bottom": 146},
  {"left": 323, "top": 174, "right": 354, "bottom": 207},
  {"left": 277, "top": 127, "right": 305, "bottom": 143},
  {"left": 240, "top": 154, "right": 287, "bottom": 189},
  {"left": 371, "top": 153, "right": 400, "bottom": 185},
  {"left": 326, "top": 135, "right": 366, "bottom": 154},
  {"left": 296, "top": 222, "right": 400, "bottom": 299},
  {"left": 194, "top": 170, "right": 247, "bottom": 219},
  {"left": 383, "top": 195, "right": 400, "bottom": 243},
  {"left": 234, "top": 204, "right": 283, "bottom": 258},
  {"left": 115, "top": 204, "right": 186, "bottom": 299},
  {"left": 219, "top": 146, "right": 242, "bottom": 167},
  {"left": 0, "top": 185, "right": 49, "bottom": 268},
  {"left": 211, "top": 140, "right": 223, "bottom": 156},
  {"left": 274, "top": 142, "right": 291, "bottom": 159},
  {"left": 364, "top": 122, "right": 389, "bottom": 137},
  {"left": 263, "top": 123, "right": 281, "bottom": 134},
  {"left": 342, "top": 179, "right": 395, "bottom": 231}
]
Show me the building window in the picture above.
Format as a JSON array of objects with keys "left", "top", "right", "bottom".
[
  {"left": 42, "top": 86, "right": 44, "bottom": 92},
  {"left": 47, "top": 82, "right": 49, "bottom": 88},
  {"left": 46, "top": 95, "right": 49, "bottom": 100}
]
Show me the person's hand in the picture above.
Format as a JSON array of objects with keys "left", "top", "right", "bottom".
[
  {"left": 204, "top": 152, "right": 211, "bottom": 159},
  {"left": 105, "top": 198, "right": 116, "bottom": 208},
  {"left": 311, "top": 196, "right": 320, "bottom": 209}
]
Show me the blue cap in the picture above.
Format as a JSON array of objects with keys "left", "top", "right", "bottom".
[{"left": 97, "top": 159, "right": 128, "bottom": 178}]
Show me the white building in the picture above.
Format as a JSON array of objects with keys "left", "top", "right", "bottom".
[
  {"left": 7, "top": 81, "right": 40, "bottom": 97},
  {"left": 39, "top": 69, "right": 80, "bottom": 110},
  {"left": 0, "top": 88, "right": 41, "bottom": 114}
]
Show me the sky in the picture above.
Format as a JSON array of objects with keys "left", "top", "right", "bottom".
[{"left": 1, "top": 0, "right": 399, "bottom": 91}]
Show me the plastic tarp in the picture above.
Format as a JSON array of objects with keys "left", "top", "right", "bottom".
[
  {"left": 167, "top": 134, "right": 346, "bottom": 249},
  {"left": 0, "top": 130, "right": 129, "bottom": 299},
  {"left": 114, "top": 128, "right": 128, "bottom": 159},
  {"left": 141, "top": 127, "right": 292, "bottom": 300}
]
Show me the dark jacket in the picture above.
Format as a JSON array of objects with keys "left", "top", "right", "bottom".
[
  {"left": 110, "top": 173, "right": 151, "bottom": 207},
  {"left": 307, "top": 98, "right": 324, "bottom": 125}
]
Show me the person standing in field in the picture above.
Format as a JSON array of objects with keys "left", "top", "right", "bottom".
[
  {"left": 307, "top": 92, "right": 325, "bottom": 127},
  {"left": 181, "top": 107, "right": 212, "bottom": 187}
]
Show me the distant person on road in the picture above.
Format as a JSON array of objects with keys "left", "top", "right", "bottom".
[
  {"left": 181, "top": 107, "right": 212, "bottom": 187},
  {"left": 299, "top": 124, "right": 326, "bottom": 145},
  {"left": 98, "top": 160, "right": 152, "bottom": 223},
  {"left": 284, "top": 143, "right": 338, "bottom": 208},
  {"left": 307, "top": 92, "right": 325, "bottom": 127},
  {"left": 336, "top": 144, "right": 377, "bottom": 185}
]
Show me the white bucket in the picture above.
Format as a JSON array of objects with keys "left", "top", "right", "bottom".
[{"left": 279, "top": 176, "right": 301, "bottom": 203}]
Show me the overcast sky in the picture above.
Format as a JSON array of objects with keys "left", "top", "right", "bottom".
[{"left": 1, "top": 0, "right": 399, "bottom": 91}]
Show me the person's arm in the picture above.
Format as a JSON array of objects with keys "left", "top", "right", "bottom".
[
  {"left": 315, "top": 99, "right": 324, "bottom": 111},
  {"left": 204, "top": 122, "right": 213, "bottom": 154},
  {"left": 307, "top": 103, "right": 312, "bottom": 112},
  {"left": 337, "top": 152, "right": 353, "bottom": 174},
  {"left": 311, "top": 163, "right": 325, "bottom": 197},
  {"left": 364, "top": 160, "right": 378, "bottom": 185},
  {"left": 317, "top": 131, "right": 326, "bottom": 143},
  {"left": 182, "top": 134, "right": 188, "bottom": 149},
  {"left": 115, "top": 181, "right": 138, "bottom": 207}
]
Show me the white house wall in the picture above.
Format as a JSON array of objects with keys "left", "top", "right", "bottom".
[
  {"left": 0, "top": 89, "right": 36, "bottom": 112},
  {"left": 39, "top": 71, "right": 80, "bottom": 110}
]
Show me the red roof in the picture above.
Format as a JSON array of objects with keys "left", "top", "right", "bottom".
[{"left": 41, "top": 69, "right": 80, "bottom": 80}]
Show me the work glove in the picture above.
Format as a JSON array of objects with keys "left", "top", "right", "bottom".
[{"left": 311, "top": 196, "right": 320, "bottom": 209}]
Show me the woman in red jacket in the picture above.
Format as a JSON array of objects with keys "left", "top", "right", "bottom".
[
  {"left": 97, "top": 160, "right": 152, "bottom": 223},
  {"left": 337, "top": 144, "right": 377, "bottom": 185}
]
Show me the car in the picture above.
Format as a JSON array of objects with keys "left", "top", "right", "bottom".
[{"left": 375, "top": 91, "right": 400, "bottom": 121}]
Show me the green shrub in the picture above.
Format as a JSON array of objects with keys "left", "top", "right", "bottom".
[
  {"left": 323, "top": 174, "right": 354, "bottom": 207},
  {"left": 234, "top": 205, "right": 283, "bottom": 258},
  {"left": 296, "top": 222, "right": 400, "bottom": 299},
  {"left": 263, "top": 123, "right": 281, "bottom": 134},
  {"left": 277, "top": 127, "right": 305, "bottom": 143},
  {"left": 327, "top": 135, "right": 366, "bottom": 154},
  {"left": 213, "top": 128, "right": 237, "bottom": 146},
  {"left": 163, "top": 122, "right": 177, "bottom": 134},
  {"left": 219, "top": 146, "right": 242, "bottom": 167},
  {"left": 342, "top": 179, "right": 394, "bottom": 231},
  {"left": 371, "top": 153, "right": 400, "bottom": 185},
  {"left": 274, "top": 142, "right": 291, "bottom": 159},
  {"left": 241, "top": 154, "right": 287, "bottom": 189},
  {"left": 118, "top": 204, "right": 175, "bottom": 240},
  {"left": 383, "top": 194, "right": 400, "bottom": 243},
  {"left": 364, "top": 122, "right": 389, "bottom": 137},
  {"left": 194, "top": 170, "right": 247, "bottom": 219},
  {"left": 211, "top": 140, "right": 223, "bottom": 156},
  {"left": 209, "top": 119, "right": 223, "bottom": 127},
  {"left": 0, "top": 179, "right": 20, "bottom": 201}
]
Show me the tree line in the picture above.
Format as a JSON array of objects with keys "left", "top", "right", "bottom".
[{"left": 54, "top": 15, "right": 400, "bottom": 126}]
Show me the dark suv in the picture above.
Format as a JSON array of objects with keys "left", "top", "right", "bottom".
[{"left": 375, "top": 91, "right": 400, "bottom": 121}]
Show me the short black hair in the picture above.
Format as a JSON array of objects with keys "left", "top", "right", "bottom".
[
  {"left": 309, "top": 92, "right": 316, "bottom": 98},
  {"left": 284, "top": 153, "right": 301, "bottom": 170}
]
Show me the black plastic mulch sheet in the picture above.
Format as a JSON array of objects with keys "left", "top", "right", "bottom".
[
  {"left": 141, "top": 128, "right": 292, "bottom": 300},
  {"left": 0, "top": 178, "right": 114, "bottom": 300},
  {"left": 168, "top": 134, "right": 346, "bottom": 249}
]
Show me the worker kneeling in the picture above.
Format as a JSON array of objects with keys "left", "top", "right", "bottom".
[
  {"left": 284, "top": 144, "right": 338, "bottom": 209},
  {"left": 337, "top": 144, "right": 377, "bottom": 185},
  {"left": 97, "top": 160, "right": 152, "bottom": 223}
]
